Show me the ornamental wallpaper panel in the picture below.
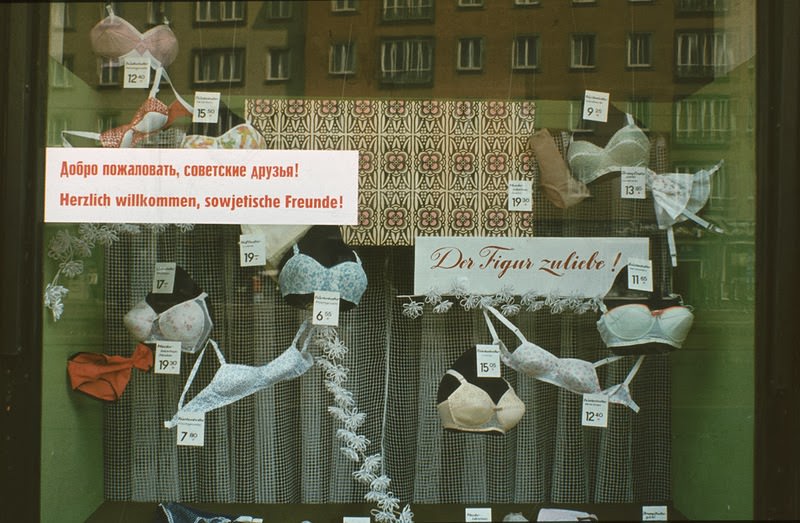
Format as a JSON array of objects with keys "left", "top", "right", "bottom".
[{"left": 244, "top": 99, "right": 538, "bottom": 246}]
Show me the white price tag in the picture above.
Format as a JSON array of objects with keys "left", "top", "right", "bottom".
[
  {"left": 642, "top": 505, "right": 668, "bottom": 521},
  {"left": 582, "top": 393, "right": 609, "bottom": 428},
  {"left": 239, "top": 234, "right": 266, "bottom": 267},
  {"left": 621, "top": 167, "right": 648, "bottom": 200},
  {"left": 583, "top": 89, "right": 610, "bottom": 122},
  {"left": 152, "top": 262, "right": 177, "bottom": 294},
  {"left": 154, "top": 341, "right": 181, "bottom": 374},
  {"left": 313, "top": 290, "right": 340, "bottom": 326},
  {"left": 176, "top": 412, "right": 205, "bottom": 446},
  {"left": 465, "top": 508, "right": 492, "bottom": 522},
  {"left": 343, "top": 518, "right": 371, "bottom": 523},
  {"left": 627, "top": 257, "right": 654, "bottom": 292},
  {"left": 508, "top": 179, "right": 533, "bottom": 212},
  {"left": 123, "top": 57, "right": 150, "bottom": 89},
  {"left": 193, "top": 91, "right": 221, "bottom": 123},
  {"left": 476, "top": 344, "right": 501, "bottom": 378}
]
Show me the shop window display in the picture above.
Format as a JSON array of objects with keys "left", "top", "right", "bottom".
[{"left": 41, "top": 2, "right": 756, "bottom": 522}]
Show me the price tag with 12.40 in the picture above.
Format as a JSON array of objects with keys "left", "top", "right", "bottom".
[
  {"left": 313, "top": 290, "right": 340, "bottom": 326},
  {"left": 154, "top": 341, "right": 181, "bottom": 375},
  {"left": 123, "top": 57, "right": 150, "bottom": 89},
  {"left": 476, "top": 344, "right": 501, "bottom": 378},
  {"left": 152, "top": 262, "right": 177, "bottom": 294},
  {"left": 582, "top": 393, "right": 609, "bottom": 428},
  {"left": 176, "top": 412, "right": 205, "bottom": 447}
]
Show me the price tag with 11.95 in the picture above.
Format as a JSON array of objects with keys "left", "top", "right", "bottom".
[
  {"left": 476, "top": 344, "right": 501, "bottom": 378},
  {"left": 627, "top": 257, "right": 653, "bottom": 292},
  {"left": 155, "top": 341, "right": 181, "bottom": 375}
]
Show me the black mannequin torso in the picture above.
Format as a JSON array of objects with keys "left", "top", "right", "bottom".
[{"left": 436, "top": 346, "right": 514, "bottom": 406}]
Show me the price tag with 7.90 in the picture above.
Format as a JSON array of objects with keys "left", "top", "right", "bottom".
[
  {"left": 176, "top": 412, "right": 205, "bottom": 447},
  {"left": 582, "top": 393, "right": 609, "bottom": 428},
  {"left": 313, "top": 290, "right": 340, "bottom": 326},
  {"left": 154, "top": 341, "right": 181, "bottom": 375},
  {"left": 476, "top": 344, "right": 501, "bottom": 378}
]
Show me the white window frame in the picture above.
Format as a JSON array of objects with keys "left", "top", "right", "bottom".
[
  {"left": 98, "top": 57, "right": 121, "bottom": 86},
  {"left": 514, "top": 0, "right": 541, "bottom": 5},
  {"left": 457, "top": 37, "right": 483, "bottom": 71},
  {"left": 381, "top": 0, "right": 434, "bottom": 21},
  {"left": 331, "top": 0, "right": 357, "bottom": 12},
  {"left": 147, "top": 1, "right": 169, "bottom": 25},
  {"left": 458, "top": 0, "right": 484, "bottom": 7},
  {"left": 677, "top": 0, "right": 730, "bottom": 13},
  {"left": 329, "top": 42, "right": 356, "bottom": 75},
  {"left": 48, "top": 116, "right": 71, "bottom": 146},
  {"left": 676, "top": 30, "right": 732, "bottom": 77},
  {"left": 571, "top": 33, "right": 596, "bottom": 69},
  {"left": 626, "top": 98, "right": 651, "bottom": 131},
  {"left": 512, "top": 35, "right": 539, "bottom": 71},
  {"left": 265, "top": 1, "right": 292, "bottom": 19},
  {"left": 51, "top": 56, "right": 73, "bottom": 88},
  {"left": 194, "top": 49, "right": 245, "bottom": 84},
  {"left": 380, "top": 38, "right": 434, "bottom": 84},
  {"left": 266, "top": 48, "right": 291, "bottom": 81},
  {"left": 627, "top": 32, "right": 652, "bottom": 68},
  {"left": 674, "top": 97, "right": 732, "bottom": 144},
  {"left": 195, "top": 1, "right": 245, "bottom": 23}
]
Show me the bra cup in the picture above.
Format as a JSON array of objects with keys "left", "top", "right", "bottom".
[
  {"left": 123, "top": 301, "right": 157, "bottom": 341},
  {"left": 511, "top": 343, "right": 559, "bottom": 376},
  {"left": 554, "top": 359, "right": 601, "bottom": 394},
  {"left": 447, "top": 386, "right": 495, "bottom": 428},
  {"left": 132, "top": 109, "right": 168, "bottom": 134},
  {"left": 494, "top": 390, "right": 526, "bottom": 431},
  {"left": 157, "top": 300, "right": 206, "bottom": 344},
  {"left": 602, "top": 305, "right": 655, "bottom": 340},
  {"left": 659, "top": 307, "right": 695, "bottom": 344}
]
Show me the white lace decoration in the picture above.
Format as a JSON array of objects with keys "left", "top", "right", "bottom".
[
  {"left": 400, "top": 281, "right": 604, "bottom": 319},
  {"left": 316, "top": 326, "right": 413, "bottom": 522},
  {"left": 44, "top": 223, "right": 194, "bottom": 321}
]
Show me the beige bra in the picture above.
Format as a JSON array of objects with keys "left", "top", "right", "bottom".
[{"left": 437, "top": 369, "right": 525, "bottom": 434}]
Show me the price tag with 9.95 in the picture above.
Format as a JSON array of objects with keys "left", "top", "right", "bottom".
[
  {"left": 582, "top": 90, "right": 610, "bottom": 123},
  {"left": 476, "top": 344, "right": 501, "bottom": 378},
  {"left": 154, "top": 341, "right": 181, "bottom": 375}
]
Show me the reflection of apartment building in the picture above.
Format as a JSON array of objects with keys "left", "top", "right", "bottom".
[{"left": 46, "top": 0, "right": 753, "bottom": 306}]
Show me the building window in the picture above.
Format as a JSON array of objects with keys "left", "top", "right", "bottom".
[
  {"left": 194, "top": 49, "right": 245, "bottom": 84},
  {"left": 457, "top": 37, "right": 483, "bottom": 71},
  {"left": 627, "top": 32, "right": 652, "bottom": 68},
  {"left": 677, "top": 0, "right": 729, "bottom": 14},
  {"left": 330, "top": 43, "right": 356, "bottom": 75},
  {"left": 195, "top": 1, "right": 245, "bottom": 23},
  {"left": 147, "top": 1, "right": 170, "bottom": 25},
  {"left": 572, "top": 0, "right": 597, "bottom": 4},
  {"left": 512, "top": 36, "right": 539, "bottom": 70},
  {"left": 97, "top": 114, "right": 120, "bottom": 134},
  {"left": 676, "top": 31, "right": 731, "bottom": 78},
  {"left": 48, "top": 116, "right": 71, "bottom": 146},
  {"left": 570, "top": 34, "right": 596, "bottom": 69},
  {"left": 52, "top": 3, "right": 75, "bottom": 30},
  {"left": 266, "top": 49, "right": 291, "bottom": 81},
  {"left": 568, "top": 100, "right": 592, "bottom": 132},
  {"left": 458, "top": 0, "right": 483, "bottom": 6},
  {"left": 674, "top": 162, "right": 729, "bottom": 210},
  {"left": 98, "top": 57, "right": 121, "bottom": 86},
  {"left": 513, "top": 0, "right": 541, "bottom": 5},
  {"left": 381, "top": 0, "right": 434, "bottom": 22},
  {"left": 625, "top": 98, "right": 651, "bottom": 130},
  {"left": 674, "top": 97, "right": 732, "bottom": 145},
  {"left": 50, "top": 56, "right": 74, "bottom": 88},
  {"left": 265, "top": 1, "right": 292, "bottom": 19},
  {"left": 380, "top": 38, "right": 434, "bottom": 84},
  {"left": 332, "top": 0, "right": 358, "bottom": 12}
]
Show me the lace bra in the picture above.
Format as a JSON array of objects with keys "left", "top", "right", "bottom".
[
  {"left": 90, "top": 8, "right": 179, "bottom": 68},
  {"left": 437, "top": 369, "right": 526, "bottom": 434},
  {"left": 482, "top": 305, "right": 642, "bottom": 411},
  {"left": 597, "top": 303, "right": 694, "bottom": 351},
  {"left": 165, "top": 321, "right": 315, "bottom": 428},
  {"left": 279, "top": 244, "right": 368, "bottom": 306},
  {"left": 566, "top": 113, "right": 650, "bottom": 185},
  {"left": 123, "top": 292, "right": 213, "bottom": 354},
  {"left": 181, "top": 123, "right": 267, "bottom": 149}
]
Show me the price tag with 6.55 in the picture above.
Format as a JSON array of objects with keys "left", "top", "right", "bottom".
[
  {"left": 176, "top": 412, "right": 205, "bottom": 447},
  {"left": 239, "top": 234, "right": 266, "bottom": 267},
  {"left": 583, "top": 89, "right": 610, "bottom": 123},
  {"left": 582, "top": 393, "right": 609, "bottom": 428},
  {"left": 628, "top": 257, "right": 653, "bottom": 292},
  {"left": 476, "top": 344, "right": 501, "bottom": 378},
  {"left": 313, "top": 290, "right": 340, "bottom": 326},
  {"left": 508, "top": 179, "right": 533, "bottom": 212},
  {"left": 620, "top": 167, "right": 648, "bottom": 200},
  {"left": 123, "top": 57, "right": 150, "bottom": 89},
  {"left": 154, "top": 341, "right": 181, "bottom": 375},
  {"left": 152, "top": 262, "right": 177, "bottom": 294},
  {"left": 193, "top": 91, "right": 221, "bottom": 123}
]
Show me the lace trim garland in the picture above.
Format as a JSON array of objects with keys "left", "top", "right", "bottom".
[
  {"left": 315, "top": 327, "right": 414, "bottom": 523},
  {"left": 44, "top": 223, "right": 194, "bottom": 321}
]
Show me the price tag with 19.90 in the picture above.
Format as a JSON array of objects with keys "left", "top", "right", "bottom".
[{"left": 154, "top": 341, "right": 181, "bottom": 375}]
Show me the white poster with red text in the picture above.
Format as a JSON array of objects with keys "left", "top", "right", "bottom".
[
  {"left": 414, "top": 236, "right": 649, "bottom": 297},
  {"left": 44, "top": 147, "right": 358, "bottom": 224}
]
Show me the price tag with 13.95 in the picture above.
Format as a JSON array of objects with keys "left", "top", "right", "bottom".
[
  {"left": 154, "top": 341, "right": 181, "bottom": 375},
  {"left": 313, "top": 290, "right": 340, "bottom": 326},
  {"left": 620, "top": 167, "right": 648, "bottom": 200},
  {"left": 476, "top": 344, "right": 501, "bottom": 378}
]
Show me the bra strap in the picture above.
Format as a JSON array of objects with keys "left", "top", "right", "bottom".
[
  {"left": 592, "top": 354, "right": 624, "bottom": 369},
  {"left": 291, "top": 318, "right": 312, "bottom": 353},
  {"left": 445, "top": 368, "right": 467, "bottom": 384},
  {"left": 481, "top": 308, "right": 514, "bottom": 362},
  {"left": 61, "top": 130, "right": 101, "bottom": 148},
  {"left": 483, "top": 305, "right": 529, "bottom": 345},
  {"left": 160, "top": 68, "right": 194, "bottom": 114},
  {"left": 625, "top": 112, "right": 635, "bottom": 126},
  {"left": 623, "top": 355, "right": 646, "bottom": 386},
  {"left": 175, "top": 338, "right": 219, "bottom": 410}
]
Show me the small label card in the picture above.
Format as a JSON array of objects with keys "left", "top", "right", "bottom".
[{"left": 583, "top": 90, "right": 610, "bottom": 122}]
